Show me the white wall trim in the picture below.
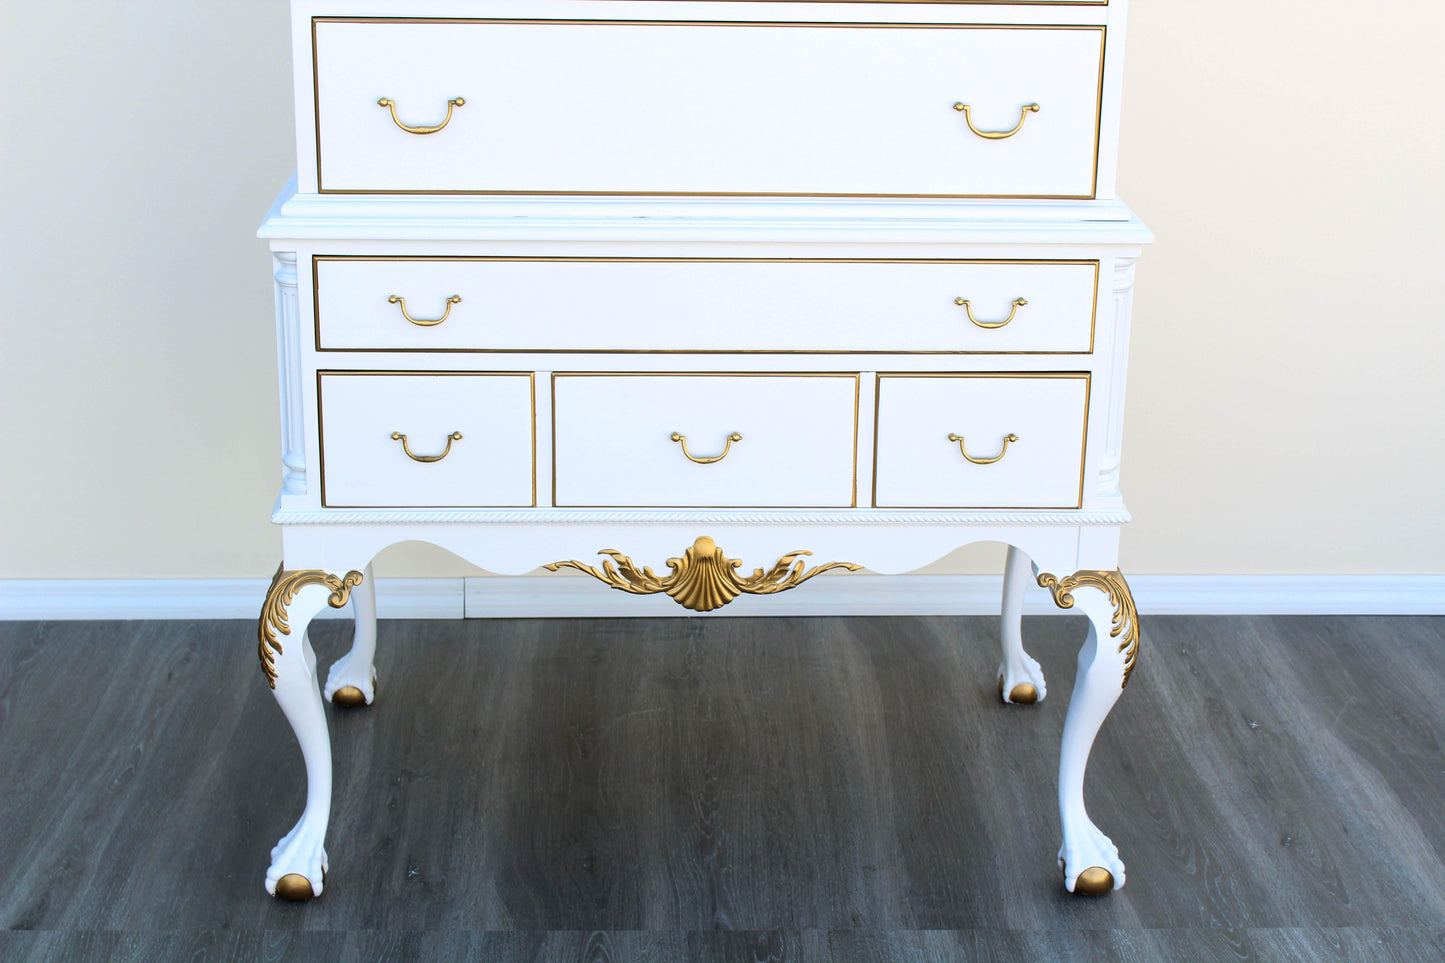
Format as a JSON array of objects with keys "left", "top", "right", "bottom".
[
  {"left": 1, "top": 574, "right": 1442, "bottom": 621},
  {"left": 0, "top": 578, "right": 464, "bottom": 621}
]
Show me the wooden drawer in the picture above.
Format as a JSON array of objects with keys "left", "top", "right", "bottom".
[
  {"left": 313, "top": 20, "right": 1104, "bottom": 198},
  {"left": 318, "top": 372, "right": 535, "bottom": 507},
  {"left": 314, "top": 257, "right": 1098, "bottom": 354},
  {"left": 553, "top": 374, "right": 858, "bottom": 507},
  {"left": 873, "top": 373, "right": 1088, "bottom": 508}
]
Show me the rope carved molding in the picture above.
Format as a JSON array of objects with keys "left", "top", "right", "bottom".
[{"left": 546, "top": 535, "right": 862, "bottom": 612}]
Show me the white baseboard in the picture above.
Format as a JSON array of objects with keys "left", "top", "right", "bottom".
[
  {"left": 0, "top": 578, "right": 464, "bottom": 621},
  {"left": 1, "top": 574, "right": 1442, "bottom": 620}
]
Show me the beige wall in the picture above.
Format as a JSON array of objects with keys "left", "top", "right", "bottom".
[{"left": 2, "top": 0, "right": 1442, "bottom": 580}]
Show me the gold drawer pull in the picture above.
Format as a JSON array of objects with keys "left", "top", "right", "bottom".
[
  {"left": 377, "top": 96, "right": 465, "bottom": 135},
  {"left": 390, "top": 430, "right": 462, "bottom": 463},
  {"left": 388, "top": 294, "right": 461, "bottom": 327},
  {"left": 671, "top": 431, "right": 742, "bottom": 465},
  {"left": 952, "top": 102, "right": 1039, "bottom": 140},
  {"left": 948, "top": 432, "right": 1018, "bottom": 465},
  {"left": 954, "top": 297, "right": 1027, "bottom": 329}
]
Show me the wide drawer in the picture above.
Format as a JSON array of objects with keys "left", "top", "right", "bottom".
[
  {"left": 873, "top": 373, "right": 1088, "bottom": 508},
  {"left": 314, "top": 257, "right": 1098, "bottom": 354},
  {"left": 313, "top": 20, "right": 1105, "bottom": 198},
  {"left": 318, "top": 372, "right": 534, "bottom": 507},
  {"left": 553, "top": 374, "right": 858, "bottom": 507}
]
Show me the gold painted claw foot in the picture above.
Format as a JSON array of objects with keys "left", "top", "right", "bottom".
[
  {"left": 267, "top": 819, "right": 329, "bottom": 901},
  {"left": 1058, "top": 817, "right": 1125, "bottom": 895},
  {"left": 324, "top": 650, "right": 377, "bottom": 707},
  {"left": 997, "top": 651, "right": 1047, "bottom": 705},
  {"left": 998, "top": 546, "right": 1046, "bottom": 705},
  {"left": 274, "top": 872, "right": 321, "bottom": 902}
]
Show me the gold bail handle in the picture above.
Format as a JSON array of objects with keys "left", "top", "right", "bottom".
[
  {"left": 388, "top": 294, "right": 461, "bottom": 326},
  {"left": 671, "top": 431, "right": 743, "bottom": 464},
  {"left": 948, "top": 432, "right": 1018, "bottom": 465},
  {"left": 952, "top": 102, "right": 1039, "bottom": 140},
  {"left": 391, "top": 431, "right": 463, "bottom": 463},
  {"left": 377, "top": 96, "right": 465, "bottom": 135}
]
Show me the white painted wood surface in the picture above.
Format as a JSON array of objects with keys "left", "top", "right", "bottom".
[
  {"left": 258, "top": 0, "right": 1151, "bottom": 901},
  {"left": 317, "top": 372, "right": 534, "bottom": 507},
  {"left": 874, "top": 374, "right": 1089, "bottom": 508},
  {"left": 552, "top": 374, "right": 858, "bottom": 507},
  {"left": 314, "top": 20, "right": 1104, "bottom": 197},
  {"left": 314, "top": 257, "right": 1100, "bottom": 353}
]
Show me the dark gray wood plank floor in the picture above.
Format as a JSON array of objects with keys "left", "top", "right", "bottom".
[{"left": 1, "top": 614, "right": 1442, "bottom": 962}]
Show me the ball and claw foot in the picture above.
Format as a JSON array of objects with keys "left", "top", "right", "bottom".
[
  {"left": 998, "top": 652, "right": 1047, "bottom": 705},
  {"left": 267, "top": 820, "right": 329, "bottom": 901},
  {"left": 324, "top": 651, "right": 377, "bottom": 707},
  {"left": 1059, "top": 817, "right": 1125, "bottom": 895}
]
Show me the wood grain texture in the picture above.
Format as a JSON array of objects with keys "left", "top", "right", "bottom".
[{"left": 1, "top": 615, "right": 1443, "bottom": 962}]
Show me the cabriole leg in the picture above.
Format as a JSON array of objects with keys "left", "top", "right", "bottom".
[
  {"left": 1037, "top": 569, "right": 1140, "bottom": 895},
  {"left": 257, "top": 565, "right": 364, "bottom": 901},
  {"left": 325, "top": 561, "right": 378, "bottom": 707},
  {"left": 998, "top": 544, "right": 1047, "bottom": 704}
]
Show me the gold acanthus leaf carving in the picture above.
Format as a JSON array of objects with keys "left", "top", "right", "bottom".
[
  {"left": 545, "top": 536, "right": 862, "bottom": 612},
  {"left": 258, "top": 565, "right": 364, "bottom": 688},
  {"left": 1036, "top": 569, "right": 1141, "bottom": 688}
]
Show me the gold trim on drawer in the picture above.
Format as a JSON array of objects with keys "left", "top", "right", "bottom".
[
  {"left": 545, "top": 536, "right": 862, "bottom": 612},
  {"left": 871, "top": 371, "right": 1091, "bottom": 510},
  {"left": 552, "top": 372, "right": 860, "bottom": 509},
  {"left": 312, "top": 256, "right": 1099, "bottom": 355},
  {"left": 312, "top": 20, "right": 1105, "bottom": 200},
  {"left": 316, "top": 370, "right": 536, "bottom": 509}
]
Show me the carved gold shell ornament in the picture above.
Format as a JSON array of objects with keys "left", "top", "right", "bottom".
[
  {"left": 1036, "top": 569, "right": 1140, "bottom": 688},
  {"left": 545, "top": 536, "right": 862, "bottom": 612},
  {"left": 258, "top": 565, "right": 365, "bottom": 688}
]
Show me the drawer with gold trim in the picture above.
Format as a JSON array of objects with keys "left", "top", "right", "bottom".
[
  {"left": 872, "top": 372, "right": 1089, "bottom": 509},
  {"left": 552, "top": 373, "right": 859, "bottom": 508},
  {"left": 313, "top": 256, "right": 1099, "bottom": 354},
  {"left": 311, "top": 18, "right": 1105, "bottom": 198},
  {"left": 318, "top": 371, "right": 536, "bottom": 508}
]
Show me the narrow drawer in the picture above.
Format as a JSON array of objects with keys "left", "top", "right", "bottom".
[
  {"left": 313, "top": 20, "right": 1104, "bottom": 198},
  {"left": 314, "top": 257, "right": 1098, "bottom": 354},
  {"left": 553, "top": 374, "right": 858, "bottom": 507},
  {"left": 318, "top": 372, "right": 534, "bottom": 507},
  {"left": 873, "top": 374, "right": 1089, "bottom": 508}
]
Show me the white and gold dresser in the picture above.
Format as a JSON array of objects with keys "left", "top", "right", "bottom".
[{"left": 257, "top": 0, "right": 1151, "bottom": 902}]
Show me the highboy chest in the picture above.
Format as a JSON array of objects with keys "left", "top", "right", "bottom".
[{"left": 257, "top": 0, "right": 1151, "bottom": 901}]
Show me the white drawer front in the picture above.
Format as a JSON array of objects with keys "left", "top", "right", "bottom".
[
  {"left": 315, "top": 257, "right": 1097, "bottom": 354},
  {"left": 314, "top": 21, "right": 1104, "bottom": 198},
  {"left": 319, "top": 372, "right": 534, "bottom": 507},
  {"left": 873, "top": 374, "right": 1088, "bottom": 508},
  {"left": 553, "top": 375, "right": 857, "bottom": 507}
]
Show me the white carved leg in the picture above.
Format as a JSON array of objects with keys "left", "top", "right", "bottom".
[
  {"left": 325, "top": 561, "right": 377, "bottom": 707},
  {"left": 1037, "top": 569, "right": 1139, "bottom": 895},
  {"left": 258, "top": 566, "right": 364, "bottom": 900},
  {"left": 998, "top": 545, "right": 1046, "bottom": 704}
]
